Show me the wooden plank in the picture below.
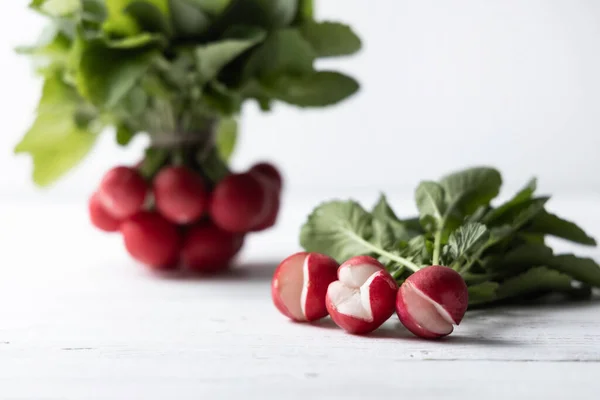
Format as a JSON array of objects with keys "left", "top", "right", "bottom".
[{"left": 0, "top": 199, "right": 599, "bottom": 399}]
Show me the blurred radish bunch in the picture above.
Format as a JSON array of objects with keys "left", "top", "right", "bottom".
[{"left": 16, "top": 0, "right": 361, "bottom": 271}]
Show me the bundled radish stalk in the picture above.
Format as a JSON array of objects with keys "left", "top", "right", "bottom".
[
  {"left": 16, "top": 0, "right": 361, "bottom": 271},
  {"left": 273, "top": 167, "right": 599, "bottom": 339}
]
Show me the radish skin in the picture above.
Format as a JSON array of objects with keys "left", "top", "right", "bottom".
[
  {"left": 396, "top": 265, "right": 468, "bottom": 339},
  {"left": 326, "top": 256, "right": 398, "bottom": 334}
]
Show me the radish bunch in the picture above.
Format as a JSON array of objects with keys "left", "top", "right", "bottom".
[
  {"left": 89, "top": 162, "right": 282, "bottom": 273},
  {"left": 272, "top": 252, "right": 468, "bottom": 339}
]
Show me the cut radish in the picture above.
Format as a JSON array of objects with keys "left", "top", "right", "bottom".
[
  {"left": 326, "top": 256, "right": 398, "bottom": 334},
  {"left": 396, "top": 265, "right": 468, "bottom": 339},
  {"left": 271, "top": 252, "right": 339, "bottom": 322}
]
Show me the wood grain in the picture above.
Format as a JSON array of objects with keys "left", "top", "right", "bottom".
[{"left": 1, "top": 197, "right": 599, "bottom": 399}]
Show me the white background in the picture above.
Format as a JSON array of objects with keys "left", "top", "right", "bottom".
[{"left": 1, "top": 0, "right": 600, "bottom": 204}]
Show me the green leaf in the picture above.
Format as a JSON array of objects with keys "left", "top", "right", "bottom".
[
  {"left": 371, "top": 219, "right": 396, "bottom": 249},
  {"left": 260, "top": 0, "right": 298, "bottom": 27},
  {"left": 496, "top": 267, "right": 574, "bottom": 299},
  {"left": 199, "top": 148, "right": 231, "bottom": 184},
  {"left": 17, "top": 30, "right": 72, "bottom": 76},
  {"left": 125, "top": 0, "right": 172, "bottom": 35},
  {"left": 447, "top": 223, "right": 489, "bottom": 261},
  {"left": 299, "top": 21, "right": 361, "bottom": 58},
  {"left": 300, "top": 200, "right": 373, "bottom": 263},
  {"left": 415, "top": 181, "right": 445, "bottom": 229},
  {"left": 107, "top": 0, "right": 169, "bottom": 15},
  {"left": 468, "top": 282, "right": 499, "bottom": 306},
  {"left": 485, "top": 243, "right": 553, "bottom": 272},
  {"left": 139, "top": 147, "right": 170, "bottom": 179},
  {"left": 116, "top": 124, "right": 136, "bottom": 146},
  {"left": 105, "top": 32, "right": 165, "bottom": 49},
  {"left": 243, "top": 29, "right": 315, "bottom": 79},
  {"left": 218, "top": 0, "right": 297, "bottom": 29},
  {"left": 401, "top": 217, "right": 425, "bottom": 235},
  {"left": 215, "top": 117, "right": 238, "bottom": 161},
  {"left": 263, "top": 71, "right": 359, "bottom": 107},
  {"left": 203, "top": 81, "right": 242, "bottom": 115},
  {"left": 483, "top": 178, "right": 536, "bottom": 224},
  {"left": 549, "top": 255, "right": 600, "bottom": 288},
  {"left": 31, "top": 0, "right": 80, "bottom": 16},
  {"left": 398, "top": 235, "right": 430, "bottom": 265},
  {"left": 82, "top": 0, "right": 108, "bottom": 21},
  {"left": 195, "top": 31, "right": 266, "bottom": 83},
  {"left": 526, "top": 210, "right": 596, "bottom": 246},
  {"left": 190, "top": 0, "right": 232, "bottom": 15},
  {"left": 486, "top": 198, "right": 549, "bottom": 246},
  {"left": 14, "top": 75, "right": 99, "bottom": 186},
  {"left": 122, "top": 86, "right": 148, "bottom": 116},
  {"left": 294, "top": 0, "right": 313, "bottom": 23},
  {"left": 440, "top": 167, "right": 502, "bottom": 216},
  {"left": 76, "top": 41, "right": 157, "bottom": 108},
  {"left": 509, "top": 197, "right": 550, "bottom": 229},
  {"left": 103, "top": 0, "right": 142, "bottom": 37},
  {"left": 169, "top": 0, "right": 211, "bottom": 38},
  {"left": 372, "top": 194, "right": 413, "bottom": 240}
]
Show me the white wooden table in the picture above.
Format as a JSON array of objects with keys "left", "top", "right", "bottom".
[{"left": 1, "top": 193, "right": 599, "bottom": 399}]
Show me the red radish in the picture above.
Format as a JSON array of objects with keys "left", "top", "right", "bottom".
[
  {"left": 98, "top": 166, "right": 147, "bottom": 219},
  {"left": 121, "top": 211, "right": 180, "bottom": 270},
  {"left": 252, "top": 194, "right": 280, "bottom": 231},
  {"left": 396, "top": 265, "right": 468, "bottom": 339},
  {"left": 153, "top": 166, "right": 208, "bottom": 224},
  {"left": 272, "top": 252, "right": 339, "bottom": 322},
  {"left": 88, "top": 192, "right": 121, "bottom": 232},
  {"left": 210, "top": 173, "right": 269, "bottom": 233},
  {"left": 181, "top": 222, "right": 245, "bottom": 273},
  {"left": 326, "top": 256, "right": 398, "bottom": 334},
  {"left": 250, "top": 162, "right": 283, "bottom": 191},
  {"left": 250, "top": 172, "right": 281, "bottom": 232}
]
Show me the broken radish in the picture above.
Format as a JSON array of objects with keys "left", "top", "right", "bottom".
[
  {"left": 272, "top": 252, "right": 339, "bottom": 322},
  {"left": 396, "top": 265, "right": 468, "bottom": 339},
  {"left": 326, "top": 256, "right": 398, "bottom": 334}
]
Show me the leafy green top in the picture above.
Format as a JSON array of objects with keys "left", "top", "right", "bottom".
[
  {"left": 300, "top": 167, "right": 599, "bottom": 308},
  {"left": 17, "top": 0, "right": 362, "bottom": 186}
]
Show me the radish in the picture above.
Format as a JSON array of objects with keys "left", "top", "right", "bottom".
[
  {"left": 252, "top": 193, "right": 280, "bottom": 232},
  {"left": 121, "top": 211, "right": 180, "bottom": 270},
  {"left": 153, "top": 166, "right": 208, "bottom": 224},
  {"left": 250, "top": 162, "right": 283, "bottom": 191},
  {"left": 326, "top": 256, "right": 398, "bottom": 334},
  {"left": 98, "top": 166, "right": 147, "bottom": 219},
  {"left": 396, "top": 265, "right": 469, "bottom": 339},
  {"left": 88, "top": 192, "right": 121, "bottom": 232},
  {"left": 250, "top": 172, "right": 281, "bottom": 232},
  {"left": 271, "top": 252, "right": 339, "bottom": 322},
  {"left": 210, "top": 173, "right": 269, "bottom": 233},
  {"left": 181, "top": 222, "right": 245, "bottom": 273}
]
